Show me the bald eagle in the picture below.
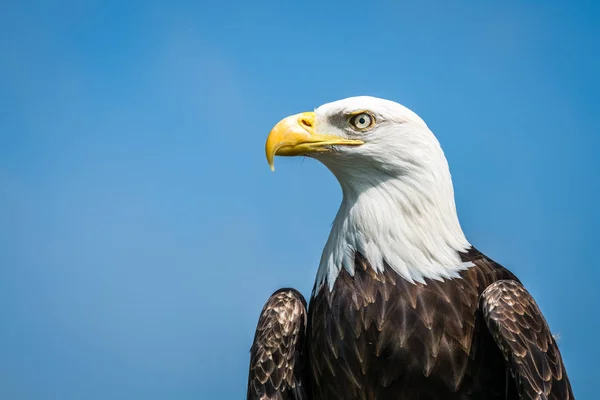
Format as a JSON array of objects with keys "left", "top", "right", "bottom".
[{"left": 247, "top": 97, "right": 573, "bottom": 399}]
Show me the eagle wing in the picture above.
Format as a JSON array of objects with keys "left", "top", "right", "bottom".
[
  {"left": 480, "top": 280, "right": 574, "bottom": 399},
  {"left": 247, "top": 288, "right": 308, "bottom": 400}
]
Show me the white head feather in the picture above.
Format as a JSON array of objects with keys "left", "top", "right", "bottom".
[{"left": 309, "top": 96, "right": 472, "bottom": 291}]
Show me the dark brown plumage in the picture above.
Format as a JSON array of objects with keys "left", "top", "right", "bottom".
[
  {"left": 247, "top": 288, "right": 308, "bottom": 400},
  {"left": 481, "top": 280, "right": 573, "bottom": 399},
  {"left": 247, "top": 248, "right": 573, "bottom": 399}
]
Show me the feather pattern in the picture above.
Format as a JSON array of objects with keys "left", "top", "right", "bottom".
[
  {"left": 247, "top": 250, "right": 574, "bottom": 399},
  {"left": 304, "top": 247, "right": 573, "bottom": 399},
  {"left": 481, "top": 280, "right": 573, "bottom": 399},
  {"left": 247, "top": 289, "right": 308, "bottom": 400}
]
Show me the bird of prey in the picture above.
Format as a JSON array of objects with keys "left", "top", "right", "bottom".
[{"left": 247, "top": 96, "right": 573, "bottom": 400}]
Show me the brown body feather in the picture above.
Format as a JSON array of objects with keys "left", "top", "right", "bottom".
[
  {"left": 247, "top": 288, "right": 308, "bottom": 400},
  {"left": 480, "top": 280, "right": 573, "bottom": 399},
  {"left": 247, "top": 248, "right": 573, "bottom": 399}
]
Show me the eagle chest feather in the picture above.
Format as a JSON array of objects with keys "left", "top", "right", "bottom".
[{"left": 306, "top": 252, "right": 514, "bottom": 399}]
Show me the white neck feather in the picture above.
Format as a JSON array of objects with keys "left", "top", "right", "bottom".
[{"left": 314, "top": 140, "right": 472, "bottom": 292}]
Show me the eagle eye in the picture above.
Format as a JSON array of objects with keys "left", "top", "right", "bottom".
[{"left": 349, "top": 112, "right": 375, "bottom": 131}]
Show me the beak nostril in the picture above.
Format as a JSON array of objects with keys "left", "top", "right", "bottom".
[{"left": 300, "top": 118, "right": 313, "bottom": 128}]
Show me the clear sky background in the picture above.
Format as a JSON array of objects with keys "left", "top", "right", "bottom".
[{"left": 1, "top": 1, "right": 599, "bottom": 399}]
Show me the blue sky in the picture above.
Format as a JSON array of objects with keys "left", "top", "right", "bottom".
[{"left": 1, "top": 1, "right": 599, "bottom": 398}]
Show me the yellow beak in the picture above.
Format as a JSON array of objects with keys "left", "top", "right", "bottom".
[{"left": 265, "top": 112, "right": 364, "bottom": 171}]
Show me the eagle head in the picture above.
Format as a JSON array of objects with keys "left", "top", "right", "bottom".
[{"left": 266, "top": 96, "right": 471, "bottom": 290}]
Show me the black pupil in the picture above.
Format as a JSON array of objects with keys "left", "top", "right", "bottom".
[{"left": 359, "top": 117, "right": 366, "bottom": 125}]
